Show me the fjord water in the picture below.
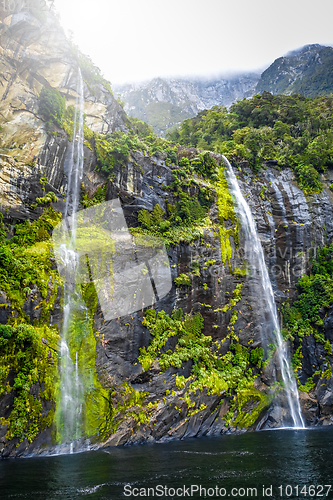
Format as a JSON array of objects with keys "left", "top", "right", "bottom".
[
  {"left": 223, "top": 157, "right": 304, "bottom": 428},
  {"left": 1, "top": 428, "right": 333, "bottom": 499}
]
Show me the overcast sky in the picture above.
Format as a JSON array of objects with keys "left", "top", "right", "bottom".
[{"left": 54, "top": 0, "right": 333, "bottom": 85}]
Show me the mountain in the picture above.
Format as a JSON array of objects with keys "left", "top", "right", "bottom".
[
  {"left": 114, "top": 73, "right": 259, "bottom": 136},
  {"left": 116, "top": 44, "right": 333, "bottom": 137},
  {"left": 255, "top": 44, "right": 333, "bottom": 97}
]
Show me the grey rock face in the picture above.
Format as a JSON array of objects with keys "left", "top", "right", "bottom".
[
  {"left": 2, "top": 134, "right": 333, "bottom": 456},
  {"left": 114, "top": 73, "right": 259, "bottom": 136}
]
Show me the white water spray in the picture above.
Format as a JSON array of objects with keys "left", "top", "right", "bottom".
[{"left": 223, "top": 156, "right": 305, "bottom": 429}]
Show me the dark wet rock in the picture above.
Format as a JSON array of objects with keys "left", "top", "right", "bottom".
[
  {"left": 0, "top": 292, "right": 12, "bottom": 324},
  {"left": 1, "top": 10, "right": 333, "bottom": 453},
  {"left": 324, "top": 306, "right": 333, "bottom": 343},
  {"left": 299, "top": 391, "right": 319, "bottom": 425},
  {"left": 316, "top": 377, "right": 333, "bottom": 416}
]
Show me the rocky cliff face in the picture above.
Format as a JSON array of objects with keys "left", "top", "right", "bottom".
[
  {"left": 91, "top": 156, "right": 333, "bottom": 446},
  {"left": 0, "top": 2, "right": 127, "bottom": 215},
  {"left": 1, "top": 8, "right": 333, "bottom": 458},
  {"left": 2, "top": 132, "right": 333, "bottom": 456}
]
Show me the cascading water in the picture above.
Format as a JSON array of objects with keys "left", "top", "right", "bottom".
[
  {"left": 57, "top": 69, "right": 86, "bottom": 446},
  {"left": 222, "top": 156, "right": 305, "bottom": 429}
]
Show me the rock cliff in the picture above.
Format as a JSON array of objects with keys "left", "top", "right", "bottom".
[
  {"left": 114, "top": 74, "right": 259, "bottom": 136},
  {"left": 1, "top": 3, "right": 333, "bottom": 459},
  {"left": 2, "top": 136, "right": 333, "bottom": 456},
  {"left": 0, "top": 1, "right": 127, "bottom": 216}
]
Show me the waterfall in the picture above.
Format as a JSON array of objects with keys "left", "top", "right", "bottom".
[
  {"left": 57, "top": 69, "right": 86, "bottom": 444},
  {"left": 223, "top": 156, "right": 305, "bottom": 429}
]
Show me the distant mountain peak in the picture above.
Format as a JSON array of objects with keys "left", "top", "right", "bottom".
[
  {"left": 114, "top": 73, "right": 259, "bottom": 136},
  {"left": 285, "top": 43, "right": 325, "bottom": 57},
  {"left": 255, "top": 44, "right": 333, "bottom": 97},
  {"left": 115, "top": 44, "right": 333, "bottom": 137}
]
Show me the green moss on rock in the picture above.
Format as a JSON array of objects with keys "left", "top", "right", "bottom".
[
  {"left": 215, "top": 165, "right": 238, "bottom": 267},
  {"left": 139, "top": 308, "right": 271, "bottom": 429}
]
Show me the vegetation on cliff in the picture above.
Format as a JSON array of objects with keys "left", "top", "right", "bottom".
[
  {"left": 168, "top": 92, "right": 333, "bottom": 193},
  {"left": 132, "top": 151, "right": 215, "bottom": 246},
  {"left": 91, "top": 117, "right": 178, "bottom": 175},
  {"left": 284, "top": 245, "right": 333, "bottom": 392},
  {"left": 139, "top": 307, "right": 270, "bottom": 428},
  {"left": 0, "top": 210, "right": 62, "bottom": 444},
  {"left": 39, "top": 88, "right": 66, "bottom": 130}
]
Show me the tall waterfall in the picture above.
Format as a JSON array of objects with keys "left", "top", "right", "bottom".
[
  {"left": 57, "top": 69, "right": 86, "bottom": 445},
  {"left": 223, "top": 156, "right": 305, "bottom": 429}
]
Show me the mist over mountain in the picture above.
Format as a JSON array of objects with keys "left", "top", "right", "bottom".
[
  {"left": 114, "top": 74, "right": 260, "bottom": 136},
  {"left": 115, "top": 44, "right": 333, "bottom": 136},
  {"left": 255, "top": 44, "right": 333, "bottom": 96}
]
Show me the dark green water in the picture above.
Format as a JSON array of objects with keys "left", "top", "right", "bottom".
[{"left": 1, "top": 428, "right": 333, "bottom": 499}]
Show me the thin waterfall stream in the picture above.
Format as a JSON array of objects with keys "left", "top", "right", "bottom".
[
  {"left": 57, "top": 69, "right": 86, "bottom": 447},
  {"left": 223, "top": 156, "right": 305, "bottom": 429}
]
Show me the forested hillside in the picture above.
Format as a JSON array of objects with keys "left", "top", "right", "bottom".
[
  {"left": 255, "top": 45, "right": 333, "bottom": 97},
  {"left": 168, "top": 91, "right": 333, "bottom": 194}
]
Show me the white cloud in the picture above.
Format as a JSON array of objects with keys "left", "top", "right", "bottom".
[{"left": 54, "top": 0, "right": 333, "bottom": 84}]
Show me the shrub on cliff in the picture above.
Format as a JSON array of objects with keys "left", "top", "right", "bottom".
[
  {"left": 38, "top": 88, "right": 66, "bottom": 128},
  {"left": 283, "top": 244, "right": 333, "bottom": 390},
  {"left": 169, "top": 92, "right": 333, "bottom": 193}
]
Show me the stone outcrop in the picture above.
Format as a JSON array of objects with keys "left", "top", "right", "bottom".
[{"left": 0, "top": 1, "right": 128, "bottom": 216}]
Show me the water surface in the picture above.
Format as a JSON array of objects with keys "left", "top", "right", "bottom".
[{"left": 1, "top": 428, "right": 332, "bottom": 499}]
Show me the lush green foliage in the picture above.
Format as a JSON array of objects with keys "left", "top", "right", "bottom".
[
  {"left": 168, "top": 92, "right": 333, "bottom": 193},
  {"left": 138, "top": 204, "right": 166, "bottom": 230},
  {"left": 139, "top": 308, "right": 270, "bottom": 428},
  {"left": 284, "top": 245, "right": 333, "bottom": 334},
  {"left": 216, "top": 165, "right": 239, "bottom": 266},
  {"left": 38, "top": 88, "right": 66, "bottom": 128},
  {"left": 284, "top": 245, "right": 333, "bottom": 389},
  {"left": 80, "top": 182, "right": 108, "bottom": 208},
  {"left": 0, "top": 209, "right": 63, "bottom": 444},
  {"left": 0, "top": 208, "right": 62, "bottom": 314},
  {"left": 98, "top": 382, "right": 154, "bottom": 440},
  {"left": 0, "top": 323, "right": 59, "bottom": 443},
  {"left": 189, "top": 152, "right": 219, "bottom": 180},
  {"left": 174, "top": 273, "right": 191, "bottom": 287},
  {"left": 250, "top": 347, "right": 265, "bottom": 368},
  {"left": 36, "top": 192, "right": 59, "bottom": 205},
  {"left": 94, "top": 119, "right": 178, "bottom": 175}
]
